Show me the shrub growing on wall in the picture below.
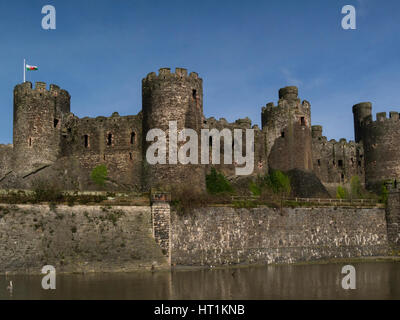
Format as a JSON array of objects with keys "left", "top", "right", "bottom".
[
  {"left": 206, "top": 168, "right": 234, "bottom": 194},
  {"left": 249, "top": 170, "right": 291, "bottom": 198},
  {"left": 266, "top": 169, "right": 291, "bottom": 196},
  {"left": 336, "top": 186, "right": 349, "bottom": 199},
  {"left": 90, "top": 165, "right": 108, "bottom": 187}
]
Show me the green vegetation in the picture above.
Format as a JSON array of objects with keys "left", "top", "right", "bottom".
[
  {"left": 350, "top": 175, "right": 362, "bottom": 199},
  {"left": 336, "top": 185, "right": 349, "bottom": 199},
  {"left": 206, "top": 167, "right": 234, "bottom": 194},
  {"left": 90, "top": 164, "right": 108, "bottom": 187},
  {"left": 32, "top": 180, "right": 63, "bottom": 203},
  {"left": 249, "top": 170, "right": 291, "bottom": 198},
  {"left": 380, "top": 182, "right": 390, "bottom": 204}
]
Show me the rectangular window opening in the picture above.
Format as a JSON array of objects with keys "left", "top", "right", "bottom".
[{"left": 84, "top": 135, "right": 89, "bottom": 148}]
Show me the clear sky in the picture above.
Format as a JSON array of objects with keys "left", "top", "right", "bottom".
[{"left": 0, "top": 0, "right": 399, "bottom": 144}]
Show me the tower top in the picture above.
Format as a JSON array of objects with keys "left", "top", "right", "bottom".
[{"left": 279, "top": 86, "right": 298, "bottom": 100}]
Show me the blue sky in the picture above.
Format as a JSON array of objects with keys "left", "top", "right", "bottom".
[{"left": 0, "top": 0, "right": 399, "bottom": 144}]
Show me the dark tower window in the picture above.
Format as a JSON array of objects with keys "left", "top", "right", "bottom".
[
  {"left": 84, "top": 135, "right": 89, "bottom": 148},
  {"left": 333, "top": 160, "right": 336, "bottom": 166},
  {"left": 341, "top": 173, "right": 345, "bottom": 181},
  {"left": 281, "top": 132, "right": 285, "bottom": 138},
  {"left": 300, "top": 117, "right": 306, "bottom": 126},
  {"left": 317, "top": 159, "right": 321, "bottom": 166},
  {"left": 107, "top": 133, "right": 112, "bottom": 146},
  {"left": 29, "top": 138, "right": 32, "bottom": 147},
  {"left": 192, "top": 89, "right": 197, "bottom": 99},
  {"left": 338, "top": 160, "right": 343, "bottom": 167},
  {"left": 129, "top": 152, "right": 133, "bottom": 160},
  {"left": 130, "top": 132, "right": 135, "bottom": 144},
  {"left": 358, "top": 161, "right": 362, "bottom": 166},
  {"left": 209, "top": 136, "right": 212, "bottom": 147},
  {"left": 54, "top": 119, "right": 59, "bottom": 128}
]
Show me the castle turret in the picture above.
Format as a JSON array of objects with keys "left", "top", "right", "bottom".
[
  {"left": 261, "top": 86, "right": 313, "bottom": 172},
  {"left": 352, "top": 102, "right": 372, "bottom": 143},
  {"left": 312, "top": 125, "right": 323, "bottom": 139},
  {"left": 13, "top": 82, "right": 70, "bottom": 174},
  {"left": 355, "top": 106, "right": 400, "bottom": 191},
  {"left": 142, "top": 68, "right": 205, "bottom": 191}
]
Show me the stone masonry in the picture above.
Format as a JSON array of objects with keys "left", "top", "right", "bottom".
[{"left": 0, "top": 68, "right": 399, "bottom": 192}]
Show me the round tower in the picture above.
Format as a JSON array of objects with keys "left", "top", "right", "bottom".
[
  {"left": 359, "top": 109, "right": 400, "bottom": 191},
  {"left": 352, "top": 102, "right": 372, "bottom": 143},
  {"left": 13, "top": 82, "right": 70, "bottom": 174},
  {"left": 142, "top": 68, "right": 205, "bottom": 191},
  {"left": 261, "top": 86, "right": 313, "bottom": 172}
]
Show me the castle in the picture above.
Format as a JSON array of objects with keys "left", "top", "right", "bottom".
[{"left": 0, "top": 67, "right": 398, "bottom": 193}]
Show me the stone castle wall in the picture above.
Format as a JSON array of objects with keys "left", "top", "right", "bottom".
[
  {"left": 1, "top": 68, "right": 400, "bottom": 192},
  {"left": 60, "top": 112, "right": 143, "bottom": 190},
  {"left": 262, "top": 86, "right": 313, "bottom": 173},
  {"left": 142, "top": 68, "right": 206, "bottom": 191},
  {"left": 361, "top": 112, "right": 400, "bottom": 191},
  {"left": 0, "top": 202, "right": 392, "bottom": 273},
  {"left": 386, "top": 187, "right": 400, "bottom": 248},
  {"left": 203, "top": 116, "right": 266, "bottom": 177},
  {"left": 171, "top": 206, "right": 388, "bottom": 266},
  {"left": 312, "top": 126, "right": 365, "bottom": 185},
  {"left": 0, "top": 204, "right": 167, "bottom": 273}
]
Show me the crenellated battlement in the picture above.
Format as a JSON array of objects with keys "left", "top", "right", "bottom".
[
  {"left": 204, "top": 116, "right": 258, "bottom": 130},
  {"left": 363, "top": 111, "right": 400, "bottom": 127},
  {"left": 14, "top": 81, "right": 70, "bottom": 98},
  {"left": 143, "top": 67, "right": 201, "bottom": 82}
]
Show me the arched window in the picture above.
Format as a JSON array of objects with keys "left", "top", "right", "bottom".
[{"left": 130, "top": 132, "right": 135, "bottom": 144}]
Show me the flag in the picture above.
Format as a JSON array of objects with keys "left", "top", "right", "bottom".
[{"left": 26, "top": 64, "right": 38, "bottom": 71}]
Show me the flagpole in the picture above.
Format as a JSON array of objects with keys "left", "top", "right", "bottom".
[{"left": 23, "top": 59, "right": 26, "bottom": 83}]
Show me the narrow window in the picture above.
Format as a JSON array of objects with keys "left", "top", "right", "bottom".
[
  {"left": 300, "top": 117, "right": 305, "bottom": 126},
  {"left": 317, "top": 159, "right": 321, "bottom": 167},
  {"left": 341, "top": 173, "right": 345, "bottom": 181},
  {"left": 84, "top": 135, "right": 89, "bottom": 148},
  {"left": 333, "top": 160, "right": 336, "bottom": 166},
  {"left": 192, "top": 89, "right": 197, "bottom": 99},
  {"left": 67, "top": 128, "right": 72, "bottom": 133},
  {"left": 103, "top": 154, "right": 106, "bottom": 160},
  {"left": 107, "top": 133, "right": 112, "bottom": 146},
  {"left": 129, "top": 152, "right": 133, "bottom": 160},
  {"left": 130, "top": 132, "right": 135, "bottom": 144},
  {"left": 29, "top": 138, "right": 32, "bottom": 147},
  {"left": 281, "top": 132, "right": 285, "bottom": 138},
  {"left": 54, "top": 119, "right": 59, "bottom": 128},
  {"left": 209, "top": 136, "right": 212, "bottom": 147},
  {"left": 338, "top": 160, "right": 343, "bottom": 167},
  {"left": 358, "top": 161, "right": 362, "bottom": 166}
]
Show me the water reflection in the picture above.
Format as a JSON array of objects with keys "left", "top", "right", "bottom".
[{"left": 0, "top": 262, "right": 399, "bottom": 300}]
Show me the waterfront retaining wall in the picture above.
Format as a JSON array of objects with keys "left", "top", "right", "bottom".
[
  {"left": 171, "top": 207, "right": 388, "bottom": 266},
  {"left": 0, "top": 205, "right": 167, "bottom": 274}
]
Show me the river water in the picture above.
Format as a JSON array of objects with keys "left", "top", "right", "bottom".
[{"left": 0, "top": 262, "right": 399, "bottom": 300}]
